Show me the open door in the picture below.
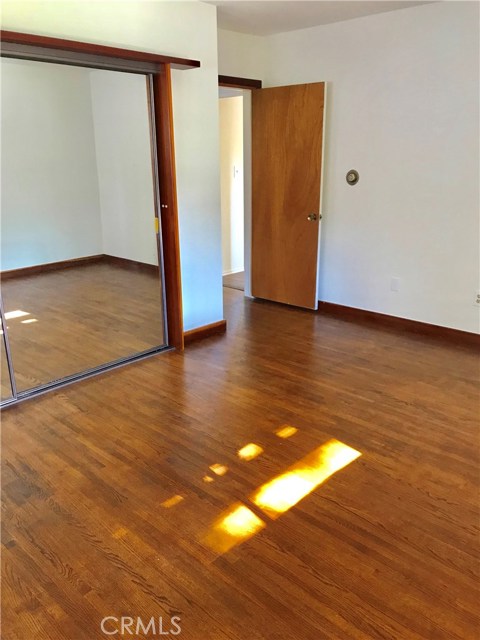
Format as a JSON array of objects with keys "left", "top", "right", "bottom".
[{"left": 251, "top": 82, "right": 325, "bottom": 309}]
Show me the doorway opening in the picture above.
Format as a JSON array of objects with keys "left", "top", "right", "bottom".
[
  {"left": 218, "top": 74, "right": 260, "bottom": 299},
  {"left": 219, "top": 87, "right": 245, "bottom": 292},
  {"left": 218, "top": 75, "right": 326, "bottom": 312}
]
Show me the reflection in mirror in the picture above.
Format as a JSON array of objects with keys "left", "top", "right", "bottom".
[
  {"left": 0, "top": 58, "right": 167, "bottom": 394},
  {"left": 1, "top": 312, "right": 14, "bottom": 402}
]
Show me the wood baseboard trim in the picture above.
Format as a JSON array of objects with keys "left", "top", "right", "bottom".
[
  {"left": 0, "top": 254, "right": 160, "bottom": 280},
  {"left": 184, "top": 320, "right": 227, "bottom": 345},
  {"left": 102, "top": 255, "right": 158, "bottom": 275},
  {"left": 318, "top": 301, "right": 480, "bottom": 347},
  {"left": 0, "top": 255, "right": 104, "bottom": 280}
]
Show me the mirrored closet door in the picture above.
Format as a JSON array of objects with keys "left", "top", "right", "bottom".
[
  {"left": 1, "top": 307, "right": 14, "bottom": 402},
  {"left": 0, "top": 57, "right": 168, "bottom": 404}
]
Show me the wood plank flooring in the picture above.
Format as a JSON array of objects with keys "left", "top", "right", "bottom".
[
  {"left": 1, "top": 263, "right": 166, "bottom": 394},
  {"left": 223, "top": 271, "right": 245, "bottom": 291},
  {"left": 2, "top": 287, "right": 479, "bottom": 639}
]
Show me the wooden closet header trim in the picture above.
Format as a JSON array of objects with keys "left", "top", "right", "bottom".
[
  {"left": 0, "top": 30, "right": 201, "bottom": 71},
  {"left": 218, "top": 74, "right": 262, "bottom": 89}
]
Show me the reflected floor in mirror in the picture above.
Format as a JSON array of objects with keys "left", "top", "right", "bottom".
[
  {"left": 2, "top": 287, "right": 479, "bottom": 639},
  {"left": 1, "top": 260, "right": 165, "bottom": 392}
]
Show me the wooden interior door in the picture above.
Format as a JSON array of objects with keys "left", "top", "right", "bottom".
[{"left": 252, "top": 82, "right": 325, "bottom": 309}]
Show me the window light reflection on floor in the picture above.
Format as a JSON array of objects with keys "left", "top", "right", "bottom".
[
  {"left": 250, "top": 439, "right": 361, "bottom": 519},
  {"left": 203, "top": 436, "right": 362, "bottom": 554},
  {"left": 160, "top": 495, "right": 184, "bottom": 508},
  {"left": 275, "top": 426, "right": 298, "bottom": 439},
  {"left": 4, "top": 310, "right": 30, "bottom": 320},
  {"left": 202, "top": 503, "right": 266, "bottom": 554},
  {"left": 209, "top": 463, "right": 228, "bottom": 476},
  {"left": 237, "top": 443, "right": 263, "bottom": 461},
  {"left": 21, "top": 318, "right": 38, "bottom": 324}
]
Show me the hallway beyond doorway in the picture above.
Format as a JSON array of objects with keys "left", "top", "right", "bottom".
[{"left": 223, "top": 270, "right": 244, "bottom": 291}]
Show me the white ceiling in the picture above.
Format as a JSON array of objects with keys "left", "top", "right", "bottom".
[{"left": 207, "top": 1, "right": 434, "bottom": 36}]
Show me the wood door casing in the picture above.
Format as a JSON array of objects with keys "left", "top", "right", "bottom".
[{"left": 252, "top": 82, "right": 325, "bottom": 309}]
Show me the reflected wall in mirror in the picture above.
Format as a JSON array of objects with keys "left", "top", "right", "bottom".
[{"left": 0, "top": 58, "right": 167, "bottom": 395}]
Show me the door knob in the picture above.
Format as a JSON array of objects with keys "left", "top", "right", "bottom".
[{"left": 307, "top": 213, "right": 321, "bottom": 221}]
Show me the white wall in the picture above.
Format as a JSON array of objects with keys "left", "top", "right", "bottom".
[
  {"left": 218, "top": 2, "right": 480, "bottom": 333},
  {"left": 219, "top": 95, "right": 244, "bottom": 275},
  {"left": 217, "top": 29, "right": 266, "bottom": 80},
  {"left": 0, "top": 58, "right": 103, "bottom": 270},
  {"left": 1, "top": 61, "right": 159, "bottom": 271},
  {"left": 1, "top": 0, "right": 223, "bottom": 332},
  {"left": 89, "top": 70, "right": 158, "bottom": 266}
]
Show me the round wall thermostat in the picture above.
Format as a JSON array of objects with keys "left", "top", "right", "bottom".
[{"left": 346, "top": 169, "right": 359, "bottom": 185}]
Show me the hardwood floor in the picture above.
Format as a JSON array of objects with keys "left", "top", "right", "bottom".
[
  {"left": 1, "top": 263, "right": 166, "bottom": 394},
  {"left": 2, "top": 287, "right": 479, "bottom": 639},
  {"left": 223, "top": 271, "right": 245, "bottom": 291}
]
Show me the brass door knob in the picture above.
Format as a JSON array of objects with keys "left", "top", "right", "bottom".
[{"left": 307, "top": 213, "right": 321, "bottom": 221}]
